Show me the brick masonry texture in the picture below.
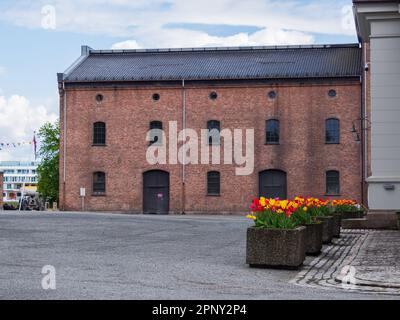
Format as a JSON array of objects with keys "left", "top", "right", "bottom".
[{"left": 59, "top": 80, "right": 362, "bottom": 214}]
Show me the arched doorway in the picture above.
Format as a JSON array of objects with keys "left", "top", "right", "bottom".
[
  {"left": 143, "top": 170, "right": 170, "bottom": 214},
  {"left": 259, "top": 170, "right": 287, "bottom": 199}
]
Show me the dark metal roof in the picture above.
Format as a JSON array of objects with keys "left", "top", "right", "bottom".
[
  {"left": 353, "top": 0, "right": 399, "bottom": 3},
  {"left": 62, "top": 44, "right": 362, "bottom": 83}
]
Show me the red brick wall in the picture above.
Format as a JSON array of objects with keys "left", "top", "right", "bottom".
[{"left": 59, "top": 80, "right": 362, "bottom": 214}]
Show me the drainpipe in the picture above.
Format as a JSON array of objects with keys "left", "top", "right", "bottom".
[
  {"left": 360, "top": 74, "right": 365, "bottom": 206},
  {"left": 181, "top": 79, "right": 186, "bottom": 215},
  {"left": 61, "top": 79, "right": 67, "bottom": 211},
  {"left": 362, "top": 44, "right": 369, "bottom": 206}
]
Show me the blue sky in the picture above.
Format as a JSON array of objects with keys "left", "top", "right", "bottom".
[{"left": 0, "top": 0, "right": 357, "bottom": 161}]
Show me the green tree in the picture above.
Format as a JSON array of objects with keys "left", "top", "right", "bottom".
[{"left": 37, "top": 122, "right": 60, "bottom": 203}]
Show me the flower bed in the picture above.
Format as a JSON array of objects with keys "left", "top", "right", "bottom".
[
  {"left": 246, "top": 197, "right": 363, "bottom": 266},
  {"left": 246, "top": 198, "right": 306, "bottom": 268},
  {"left": 332, "top": 200, "right": 365, "bottom": 219},
  {"left": 281, "top": 197, "right": 335, "bottom": 244}
]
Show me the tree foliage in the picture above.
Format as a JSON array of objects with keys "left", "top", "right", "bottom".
[{"left": 37, "top": 122, "right": 60, "bottom": 203}]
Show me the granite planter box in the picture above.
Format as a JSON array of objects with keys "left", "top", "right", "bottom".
[
  {"left": 332, "top": 213, "right": 342, "bottom": 238},
  {"left": 339, "top": 211, "right": 365, "bottom": 220},
  {"left": 397, "top": 212, "right": 400, "bottom": 230},
  {"left": 317, "top": 216, "right": 334, "bottom": 244},
  {"left": 246, "top": 226, "right": 306, "bottom": 269},
  {"left": 304, "top": 223, "right": 323, "bottom": 256}
]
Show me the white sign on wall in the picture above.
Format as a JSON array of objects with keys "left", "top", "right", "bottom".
[{"left": 80, "top": 188, "right": 86, "bottom": 197}]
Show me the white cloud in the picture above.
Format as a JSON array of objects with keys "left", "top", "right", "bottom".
[
  {"left": 111, "top": 40, "right": 142, "bottom": 50},
  {"left": 0, "top": 94, "right": 58, "bottom": 161},
  {"left": 113, "top": 27, "right": 314, "bottom": 49},
  {"left": 0, "top": 0, "right": 356, "bottom": 49}
]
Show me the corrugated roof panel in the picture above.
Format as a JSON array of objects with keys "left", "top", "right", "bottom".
[{"left": 64, "top": 45, "right": 362, "bottom": 82}]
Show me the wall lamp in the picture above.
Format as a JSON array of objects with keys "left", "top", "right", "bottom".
[{"left": 351, "top": 117, "right": 371, "bottom": 143}]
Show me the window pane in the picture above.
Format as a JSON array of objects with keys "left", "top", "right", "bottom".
[
  {"left": 207, "top": 172, "right": 220, "bottom": 195},
  {"left": 93, "top": 122, "right": 106, "bottom": 145},
  {"left": 207, "top": 121, "right": 220, "bottom": 145},
  {"left": 326, "top": 119, "right": 340, "bottom": 143},
  {"left": 266, "top": 120, "right": 280, "bottom": 144},
  {"left": 326, "top": 171, "right": 339, "bottom": 195},
  {"left": 93, "top": 172, "right": 106, "bottom": 193},
  {"left": 150, "top": 121, "right": 163, "bottom": 145}
]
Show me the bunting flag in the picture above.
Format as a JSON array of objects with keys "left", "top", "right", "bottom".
[
  {"left": 0, "top": 134, "right": 37, "bottom": 154},
  {"left": 0, "top": 141, "right": 33, "bottom": 150}
]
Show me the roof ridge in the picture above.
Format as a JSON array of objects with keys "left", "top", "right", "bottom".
[{"left": 89, "top": 43, "right": 361, "bottom": 55}]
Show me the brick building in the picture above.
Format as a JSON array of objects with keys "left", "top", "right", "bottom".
[{"left": 58, "top": 44, "right": 363, "bottom": 214}]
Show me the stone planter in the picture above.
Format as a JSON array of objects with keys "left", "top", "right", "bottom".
[
  {"left": 317, "top": 216, "right": 334, "bottom": 244},
  {"left": 304, "top": 223, "right": 323, "bottom": 256},
  {"left": 332, "top": 213, "right": 342, "bottom": 238},
  {"left": 339, "top": 211, "right": 365, "bottom": 220},
  {"left": 397, "top": 212, "right": 400, "bottom": 230},
  {"left": 246, "top": 226, "right": 306, "bottom": 269}
]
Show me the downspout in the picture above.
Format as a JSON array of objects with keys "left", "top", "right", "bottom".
[
  {"left": 63, "top": 81, "right": 67, "bottom": 210},
  {"left": 360, "top": 73, "right": 365, "bottom": 206},
  {"left": 363, "top": 44, "right": 369, "bottom": 206},
  {"left": 182, "top": 79, "right": 186, "bottom": 215}
]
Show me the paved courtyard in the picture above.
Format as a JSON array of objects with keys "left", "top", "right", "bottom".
[{"left": 0, "top": 212, "right": 399, "bottom": 300}]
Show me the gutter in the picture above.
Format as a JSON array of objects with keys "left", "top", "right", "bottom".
[{"left": 182, "top": 79, "right": 186, "bottom": 215}]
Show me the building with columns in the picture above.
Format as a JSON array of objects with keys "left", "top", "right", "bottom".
[{"left": 353, "top": 0, "right": 400, "bottom": 211}]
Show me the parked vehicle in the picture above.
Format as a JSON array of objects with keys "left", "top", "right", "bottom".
[
  {"left": 19, "top": 191, "right": 45, "bottom": 211},
  {"left": 3, "top": 203, "right": 18, "bottom": 211}
]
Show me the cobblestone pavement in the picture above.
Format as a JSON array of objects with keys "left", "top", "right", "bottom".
[{"left": 291, "top": 229, "right": 400, "bottom": 295}]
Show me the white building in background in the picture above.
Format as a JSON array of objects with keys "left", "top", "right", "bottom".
[
  {"left": 353, "top": 0, "right": 400, "bottom": 211},
  {"left": 0, "top": 161, "right": 39, "bottom": 203}
]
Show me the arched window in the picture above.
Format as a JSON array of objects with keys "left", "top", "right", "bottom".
[
  {"left": 326, "top": 118, "right": 340, "bottom": 144},
  {"left": 207, "top": 171, "right": 221, "bottom": 195},
  {"left": 326, "top": 170, "right": 340, "bottom": 195},
  {"left": 207, "top": 120, "right": 221, "bottom": 145},
  {"left": 259, "top": 169, "right": 287, "bottom": 199},
  {"left": 266, "top": 119, "right": 280, "bottom": 144},
  {"left": 149, "top": 121, "right": 163, "bottom": 145},
  {"left": 93, "top": 172, "right": 106, "bottom": 194},
  {"left": 93, "top": 122, "right": 106, "bottom": 145}
]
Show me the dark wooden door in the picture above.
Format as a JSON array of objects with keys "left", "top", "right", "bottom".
[
  {"left": 259, "top": 170, "right": 287, "bottom": 199},
  {"left": 143, "top": 170, "right": 170, "bottom": 214}
]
